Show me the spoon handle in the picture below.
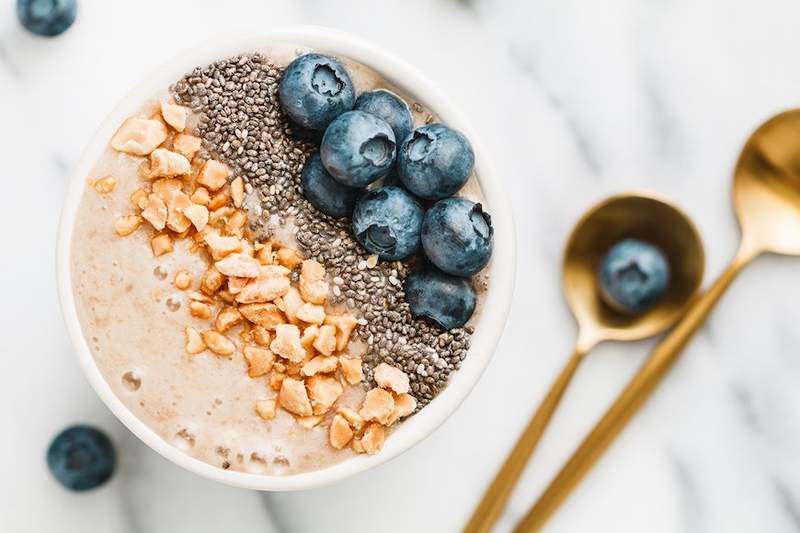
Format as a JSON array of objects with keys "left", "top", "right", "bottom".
[
  {"left": 513, "top": 250, "right": 754, "bottom": 533},
  {"left": 464, "top": 344, "right": 589, "bottom": 533}
]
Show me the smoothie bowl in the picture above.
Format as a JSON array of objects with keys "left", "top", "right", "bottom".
[{"left": 56, "top": 26, "right": 515, "bottom": 491}]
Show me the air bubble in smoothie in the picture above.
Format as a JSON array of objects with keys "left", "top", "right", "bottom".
[{"left": 121, "top": 370, "right": 141, "bottom": 391}]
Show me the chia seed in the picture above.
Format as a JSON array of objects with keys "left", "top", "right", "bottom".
[{"left": 173, "top": 53, "right": 473, "bottom": 408}]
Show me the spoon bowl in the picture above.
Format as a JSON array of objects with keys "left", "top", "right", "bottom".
[
  {"left": 563, "top": 193, "right": 705, "bottom": 346},
  {"left": 734, "top": 109, "right": 800, "bottom": 256}
]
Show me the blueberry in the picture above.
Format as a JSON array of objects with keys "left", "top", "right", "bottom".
[
  {"left": 599, "top": 239, "right": 670, "bottom": 314},
  {"left": 352, "top": 186, "right": 423, "bottom": 260},
  {"left": 47, "top": 425, "right": 115, "bottom": 491},
  {"left": 17, "top": 0, "right": 77, "bottom": 37},
  {"left": 321, "top": 111, "right": 396, "bottom": 188},
  {"left": 301, "top": 153, "right": 360, "bottom": 218},
  {"left": 406, "top": 269, "right": 476, "bottom": 330},
  {"left": 398, "top": 124, "right": 474, "bottom": 200},
  {"left": 278, "top": 53, "right": 355, "bottom": 131},
  {"left": 421, "top": 198, "right": 493, "bottom": 277},
  {"left": 354, "top": 89, "right": 414, "bottom": 146}
]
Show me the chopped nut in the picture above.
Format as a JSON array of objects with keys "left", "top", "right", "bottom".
[
  {"left": 313, "top": 325, "right": 337, "bottom": 356},
  {"left": 197, "top": 160, "right": 230, "bottom": 191},
  {"left": 297, "top": 415, "right": 324, "bottom": 429},
  {"left": 217, "top": 289, "right": 235, "bottom": 303},
  {"left": 187, "top": 291, "right": 213, "bottom": 304},
  {"left": 190, "top": 186, "right": 211, "bottom": 206},
  {"left": 252, "top": 326, "right": 271, "bottom": 347},
  {"left": 374, "top": 363, "right": 411, "bottom": 395},
  {"left": 243, "top": 345, "right": 275, "bottom": 377},
  {"left": 306, "top": 375, "right": 343, "bottom": 415},
  {"left": 359, "top": 388, "right": 395, "bottom": 425},
  {"left": 92, "top": 176, "right": 117, "bottom": 194},
  {"left": 337, "top": 406, "right": 364, "bottom": 432},
  {"left": 173, "top": 133, "right": 202, "bottom": 160},
  {"left": 238, "top": 302, "right": 286, "bottom": 329},
  {"left": 352, "top": 439, "right": 365, "bottom": 454},
  {"left": 199, "top": 266, "right": 225, "bottom": 296},
  {"left": 300, "top": 324, "right": 318, "bottom": 348},
  {"left": 151, "top": 178, "right": 183, "bottom": 201},
  {"left": 227, "top": 276, "right": 248, "bottom": 294},
  {"left": 329, "top": 414, "right": 354, "bottom": 449},
  {"left": 339, "top": 357, "right": 364, "bottom": 385},
  {"left": 296, "top": 303, "right": 325, "bottom": 325},
  {"left": 184, "top": 204, "right": 209, "bottom": 231},
  {"left": 236, "top": 265, "right": 291, "bottom": 304},
  {"left": 299, "top": 259, "right": 329, "bottom": 304},
  {"left": 282, "top": 287, "right": 304, "bottom": 323},
  {"left": 231, "top": 176, "right": 245, "bottom": 208},
  {"left": 173, "top": 270, "right": 193, "bottom": 290},
  {"left": 215, "top": 253, "right": 260, "bottom": 278},
  {"left": 138, "top": 195, "right": 165, "bottom": 231},
  {"left": 386, "top": 393, "right": 417, "bottom": 426},
  {"left": 160, "top": 101, "right": 187, "bottom": 132},
  {"left": 270, "top": 324, "right": 306, "bottom": 362},
  {"left": 203, "top": 231, "right": 242, "bottom": 260},
  {"left": 215, "top": 306, "right": 243, "bottom": 332},
  {"left": 114, "top": 214, "right": 142, "bottom": 236},
  {"left": 273, "top": 362, "right": 287, "bottom": 373},
  {"left": 130, "top": 188, "right": 148, "bottom": 210},
  {"left": 185, "top": 327, "right": 205, "bottom": 354},
  {"left": 276, "top": 247, "right": 303, "bottom": 270},
  {"left": 189, "top": 301, "right": 212, "bottom": 319},
  {"left": 301, "top": 356, "right": 338, "bottom": 376},
  {"left": 269, "top": 371, "right": 286, "bottom": 391},
  {"left": 278, "top": 377, "right": 312, "bottom": 417},
  {"left": 207, "top": 189, "right": 230, "bottom": 211},
  {"left": 209, "top": 206, "right": 235, "bottom": 226},
  {"left": 149, "top": 148, "right": 191, "bottom": 178},
  {"left": 165, "top": 189, "right": 193, "bottom": 232},
  {"left": 255, "top": 242, "right": 275, "bottom": 265},
  {"left": 201, "top": 330, "right": 235, "bottom": 356},
  {"left": 325, "top": 313, "right": 359, "bottom": 351},
  {"left": 255, "top": 399, "right": 276, "bottom": 420},
  {"left": 361, "top": 423, "right": 385, "bottom": 455},
  {"left": 151, "top": 233, "right": 173, "bottom": 256},
  {"left": 110, "top": 117, "right": 167, "bottom": 155},
  {"left": 225, "top": 210, "right": 247, "bottom": 237}
]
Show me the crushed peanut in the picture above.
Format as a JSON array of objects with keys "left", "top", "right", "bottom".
[
  {"left": 201, "top": 330, "right": 235, "bottom": 356},
  {"left": 173, "top": 270, "right": 193, "bottom": 290},
  {"left": 114, "top": 214, "right": 142, "bottom": 236},
  {"left": 150, "top": 233, "right": 173, "bottom": 256},
  {"left": 255, "top": 399, "right": 277, "bottom": 420},
  {"left": 374, "top": 363, "right": 411, "bottom": 395},
  {"left": 110, "top": 117, "right": 167, "bottom": 155},
  {"left": 243, "top": 346, "right": 275, "bottom": 377},
  {"left": 185, "top": 327, "right": 205, "bottom": 355},
  {"left": 92, "top": 176, "right": 117, "bottom": 194},
  {"left": 160, "top": 101, "right": 188, "bottom": 132}
]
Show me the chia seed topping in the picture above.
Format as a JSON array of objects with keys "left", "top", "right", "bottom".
[{"left": 172, "top": 53, "right": 473, "bottom": 407}]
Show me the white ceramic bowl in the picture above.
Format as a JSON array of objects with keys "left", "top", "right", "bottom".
[{"left": 57, "top": 25, "right": 516, "bottom": 491}]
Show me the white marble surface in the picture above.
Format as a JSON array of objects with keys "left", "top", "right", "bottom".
[{"left": 2, "top": 0, "right": 800, "bottom": 531}]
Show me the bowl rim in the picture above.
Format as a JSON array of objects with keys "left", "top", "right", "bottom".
[{"left": 56, "top": 24, "right": 516, "bottom": 491}]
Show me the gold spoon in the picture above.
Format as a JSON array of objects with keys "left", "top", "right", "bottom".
[
  {"left": 514, "top": 109, "right": 800, "bottom": 532},
  {"left": 464, "top": 192, "right": 705, "bottom": 533}
]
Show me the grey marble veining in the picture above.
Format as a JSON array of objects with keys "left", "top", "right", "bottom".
[{"left": 2, "top": 0, "right": 800, "bottom": 531}]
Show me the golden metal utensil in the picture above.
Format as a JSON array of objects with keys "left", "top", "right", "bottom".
[{"left": 514, "top": 110, "right": 800, "bottom": 532}]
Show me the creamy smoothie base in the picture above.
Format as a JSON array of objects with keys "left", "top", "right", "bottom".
[{"left": 71, "top": 46, "right": 486, "bottom": 475}]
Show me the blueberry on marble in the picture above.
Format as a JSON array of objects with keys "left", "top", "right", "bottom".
[
  {"left": 352, "top": 186, "right": 423, "bottom": 260},
  {"left": 47, "top": 425, "right": 115, "bottom": 491},
  {"left": 321, "top": 111, "right": 396, "bottom": 188},
  {"left": 421, "top": 198, "right": 493, "bottom": 277},
  {"left": 405, "top": 269, "right": 476, "bottom": 330},
  {"left": 599, "top": 238, "right": 670, "bottom": 314},
  {"left": 398, "top": 124, "right": 474, "bottom": 200},
  {"left": 354, "top": 89, "right": 414, "bottom": 146},
  {"left": 17, "top": 0, "right": 77, "bottom": 37},
  {"left": 278, "top": 53, "right": 355, "bottom": 131},
  {"left": 301, "top": 153, "right": 360, "bottom": 218}
]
